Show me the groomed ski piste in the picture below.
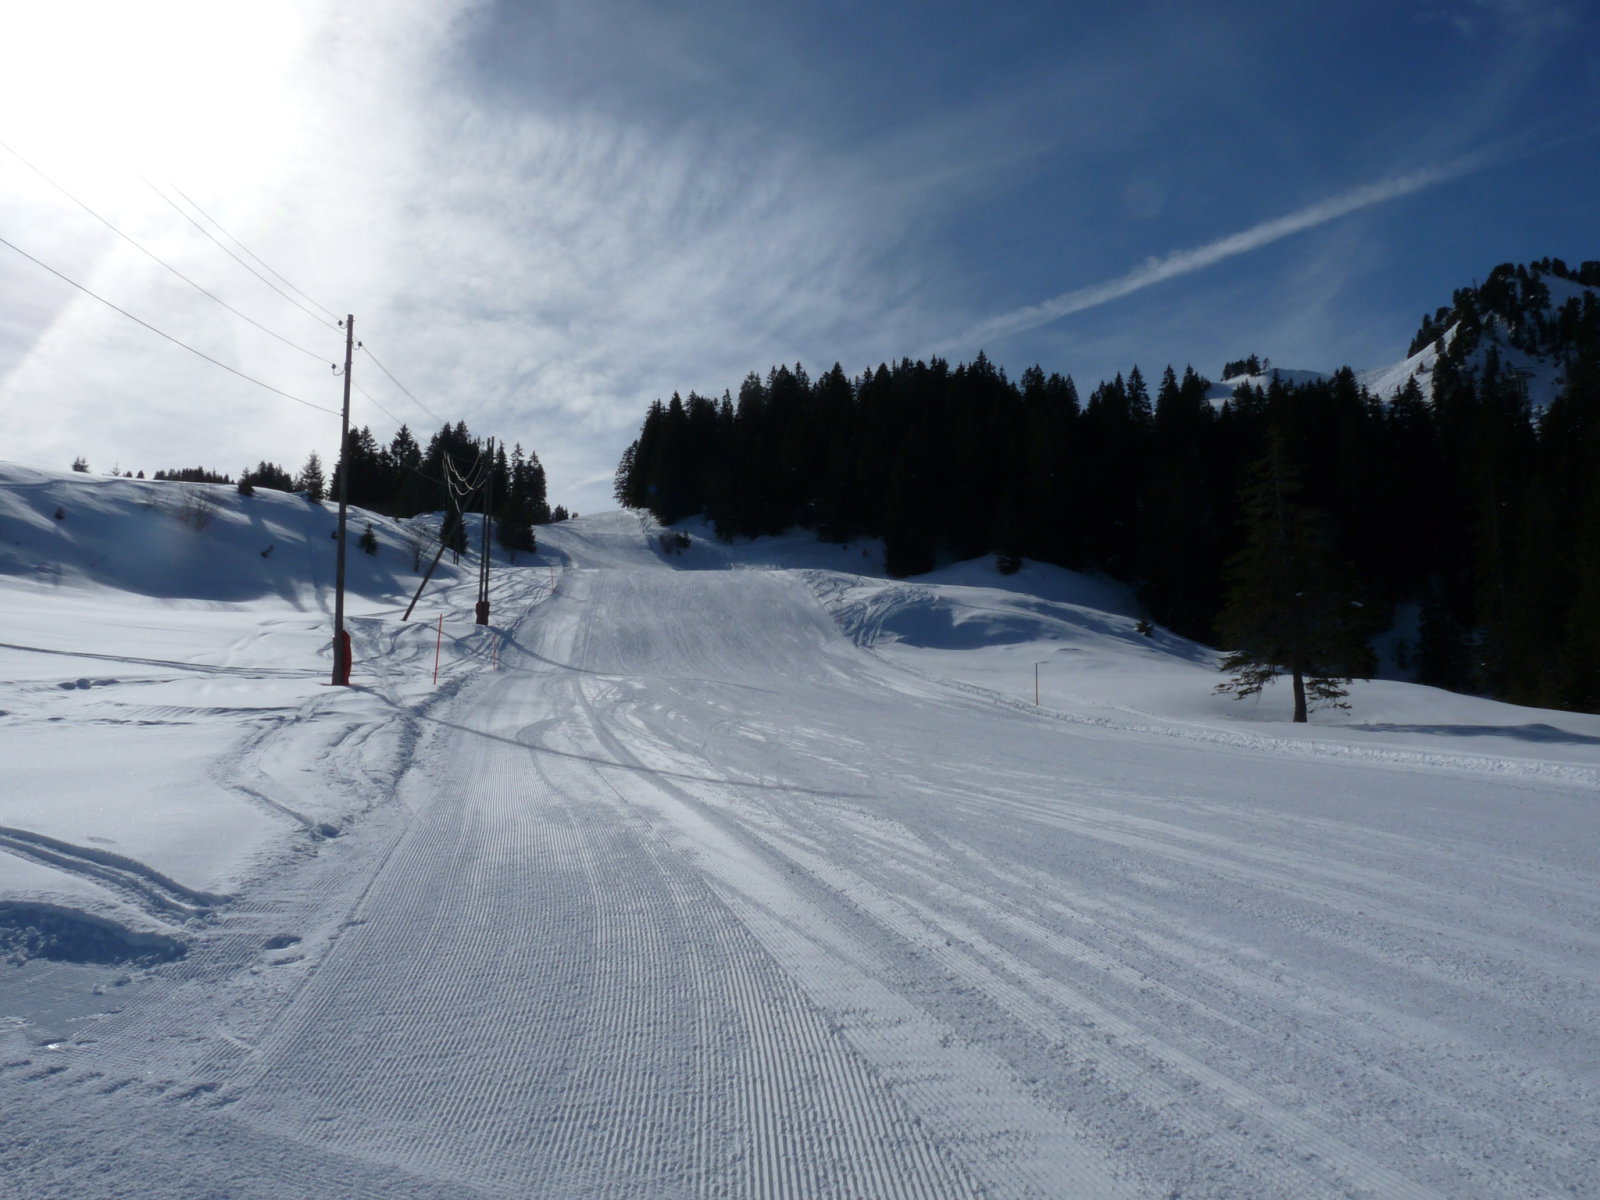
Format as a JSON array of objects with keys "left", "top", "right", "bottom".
[{"left": 1, "top": 462, "right": 1596, "bottom": 1199}]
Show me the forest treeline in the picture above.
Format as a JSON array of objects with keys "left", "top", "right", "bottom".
[
  {"left": 614, "top": 260, "right": 1600, "bottom": 713},
  {"left": 91, "top": 420, "right": 567, "bottom": 558},
  {"left": 279, "top": 421, "right": 564, "bottom": 556}
]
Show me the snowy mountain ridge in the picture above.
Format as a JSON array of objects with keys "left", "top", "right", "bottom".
[{"left": 1208, "top": 258, "right": 1599, "bottom": 407}]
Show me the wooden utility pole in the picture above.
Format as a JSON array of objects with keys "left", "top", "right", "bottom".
[
  {"left": 403, "top": 524, "right": 452, "bottom": 623},
  {"left": 476, "top": 437, "right": 493, "bottom": 625},
  {"left": 331, "top": 314, "right": 354, "bottom": 685}
]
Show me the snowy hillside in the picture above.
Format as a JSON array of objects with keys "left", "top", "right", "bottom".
[
  {"left": 0, "top": 465, "right": 482, "bottom": 951},
  {"left": 1356, "top": 316, "right": 1572, "bottom": 407},
  {"left": 1259, "top": 261, "right": 1598, "bottom": 407},
  {"left": 0, "top": 463, "right": 450, "bottom": 602},
  {"left": 3, "top": 463, "right": 1598, "bottom": 1199},
  {"left": 1357, "top": 328, "right": 1451, "bottom": 400}
]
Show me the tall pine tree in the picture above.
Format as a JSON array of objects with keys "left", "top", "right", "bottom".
[{"left": 1215, "top": 433, "right": 1376, "bottom": 721}]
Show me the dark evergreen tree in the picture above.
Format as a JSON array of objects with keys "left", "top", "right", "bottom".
[
  {"left": 1079, "top": 371, "right": 1151, "bottom": 577},
  {"left": 1416, "top": 579, "right": 1474, "bottom": 692},
  {"left": 296, "top": 452, "right": 326, "bottom": 503},
  {"left": 1141, "top": 365, "right": 1222, "bottom": 639},
  {"left": 154, "top": 466, "right": 233, "bottom": 484},
  {"left": 1215, "top": 434, "right": 1377, "bottom": 721},
  {"left": 389, "top": 425, "right": 428, "bottom": 517},
  {"left": 515, "top": 443, "right": 550, "bottom": 523},
  {"left": 613, "top": 439, "right": 641, "bottom": 508},
  {"left": 495, "top": 442, "right": 545, "bottom": 559},
  {"left": 241, "top": 461, "right": 295, "bottom": 492},
  {"left": 330, "top": 426, "right": 389, "bottom": 511}
]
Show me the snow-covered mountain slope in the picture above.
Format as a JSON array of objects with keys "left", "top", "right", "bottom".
[
  {"left": 1207, "top": 261, "right": 1599, "bottom": 407},
  {"left": 2, "top": 468, "right": 1598, "bottom": 1199},
  {"left": 1204, "top": 365, "right": 1331, "bottom": 402},
  {"left": 1357, "top": 329, "right": 1448, "bottom": 400},
  {"left": 1356, "top": 315, "right": 1573, "bottom": 406},
  {"left": 1382, "top": 262, "right": 1591, "bottom": 406}
]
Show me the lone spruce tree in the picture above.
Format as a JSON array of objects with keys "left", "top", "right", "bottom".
[
  {"left": 296, "top": 451, "right": 327, "bottom": 504},
  {"left": 1215, "top": 433, "right": 1376, "bottom": 722}
]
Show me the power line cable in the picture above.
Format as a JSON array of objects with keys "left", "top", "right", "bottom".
[
  {"left": 359, "top": 343, "right": 447, "bottom": 426},
  {"left": 0, "top": 141, "right": 336, "bottom": 366},
  {"left": 353, "top": 382, "right": 408, "bottom": 430},
  {"left": 142, "top": 176, "right": 339, "bottom": 330},
  {"left": 338, "top": 384, "right": 484, "bottom": 492},
  {"left": 350, "top": 388, "right": 458, "bottom": 491},
  {"left": 444, "top": 446, "right": 489, "bottom": 499},
  {"left": 328, "top": 400, "right": 477, "bottom": 491},
  {"left": 168, "top": 182, "right": 343, "bottom": 324},
  {"left": 445, "top": 455, "right": 475, "bottom": 497},
  {"left": 12, "top": 158, "right": 463, "bottom": 441},
  {"left": 0, "top": 233, "right": 340, "bottom": 416}
]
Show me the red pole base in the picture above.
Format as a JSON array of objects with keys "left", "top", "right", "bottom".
[{"left": 334, "top": 630, "right": 353, "bottom": 686}]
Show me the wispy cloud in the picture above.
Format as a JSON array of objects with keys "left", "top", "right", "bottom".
[
  {"left": 0, "top": 0, "right": 932, "bottom": 510},
  {"left": 949, "top": 155, "right": 1491, "bottom": 352},
  {"left": 1450, "top": 0, "right": 1574, "bottom": 39}
]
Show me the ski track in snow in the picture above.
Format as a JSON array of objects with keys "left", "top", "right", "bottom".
[
  {"left": 2, "top": 514, "right": 1597, "bottom": 1198},
  {"left": 0, "top": 826, "right": 227, "bottom": 921}
]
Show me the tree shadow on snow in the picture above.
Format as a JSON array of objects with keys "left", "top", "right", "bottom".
[{"left": 1352, "top": 722, "right": 1600, "bottom": 746}]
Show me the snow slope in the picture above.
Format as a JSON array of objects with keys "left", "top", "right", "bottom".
[
  {"left": 0, "top": 466, "right": 482, "bottom": 947},
  {"left": 1355, "top": 321, "right": 1571, "bottom": 408},
  {"left": 1228, "top": 271, "right": 1599, "bottom": 408},
  {"left": 2, "top": 469, "right": 1598, "bottom": 1199}
]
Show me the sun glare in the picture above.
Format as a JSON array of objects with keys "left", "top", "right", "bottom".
[{"left": 1, "top": 2, "right": 313, "bottom": 196}]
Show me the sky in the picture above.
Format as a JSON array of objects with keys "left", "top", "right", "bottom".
[{"left": 2, "top": 0, "right": 1597, "bottom": 515}]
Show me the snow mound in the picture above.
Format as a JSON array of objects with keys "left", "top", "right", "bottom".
[
  {"left": 812, "top": 566, "right": 1147, "bottom": 653},
  {"left": 0, "top": 462, "right": 461, "bottom": 604}
]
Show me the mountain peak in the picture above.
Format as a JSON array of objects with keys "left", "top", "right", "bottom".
[{"left": 1361, "top": 258, "right": 1600, "bottom": 408}]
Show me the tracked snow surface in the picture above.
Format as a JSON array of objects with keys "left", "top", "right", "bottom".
[{"left": 2, "top": 463, "right": 1597, "bottom": 1199}]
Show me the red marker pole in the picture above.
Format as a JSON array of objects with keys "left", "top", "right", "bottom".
[{"left": 434, "top": 614, "right": 444, "bottom": 685}]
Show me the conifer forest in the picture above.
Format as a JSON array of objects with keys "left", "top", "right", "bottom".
[
  {"left": 614, "top": 260, "right": 1600, "bottom": 713},
  {"left": 253, "top": 421, "right": 558, "bottom": 557}
]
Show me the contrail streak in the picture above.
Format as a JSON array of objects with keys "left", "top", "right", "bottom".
[{"left": 952, "top": 156, "right": 1487, "bottom": 348}]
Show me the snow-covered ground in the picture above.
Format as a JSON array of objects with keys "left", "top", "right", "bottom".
[{"left": 2, "top": 464, "right": 1597, "bottom": 1198}]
